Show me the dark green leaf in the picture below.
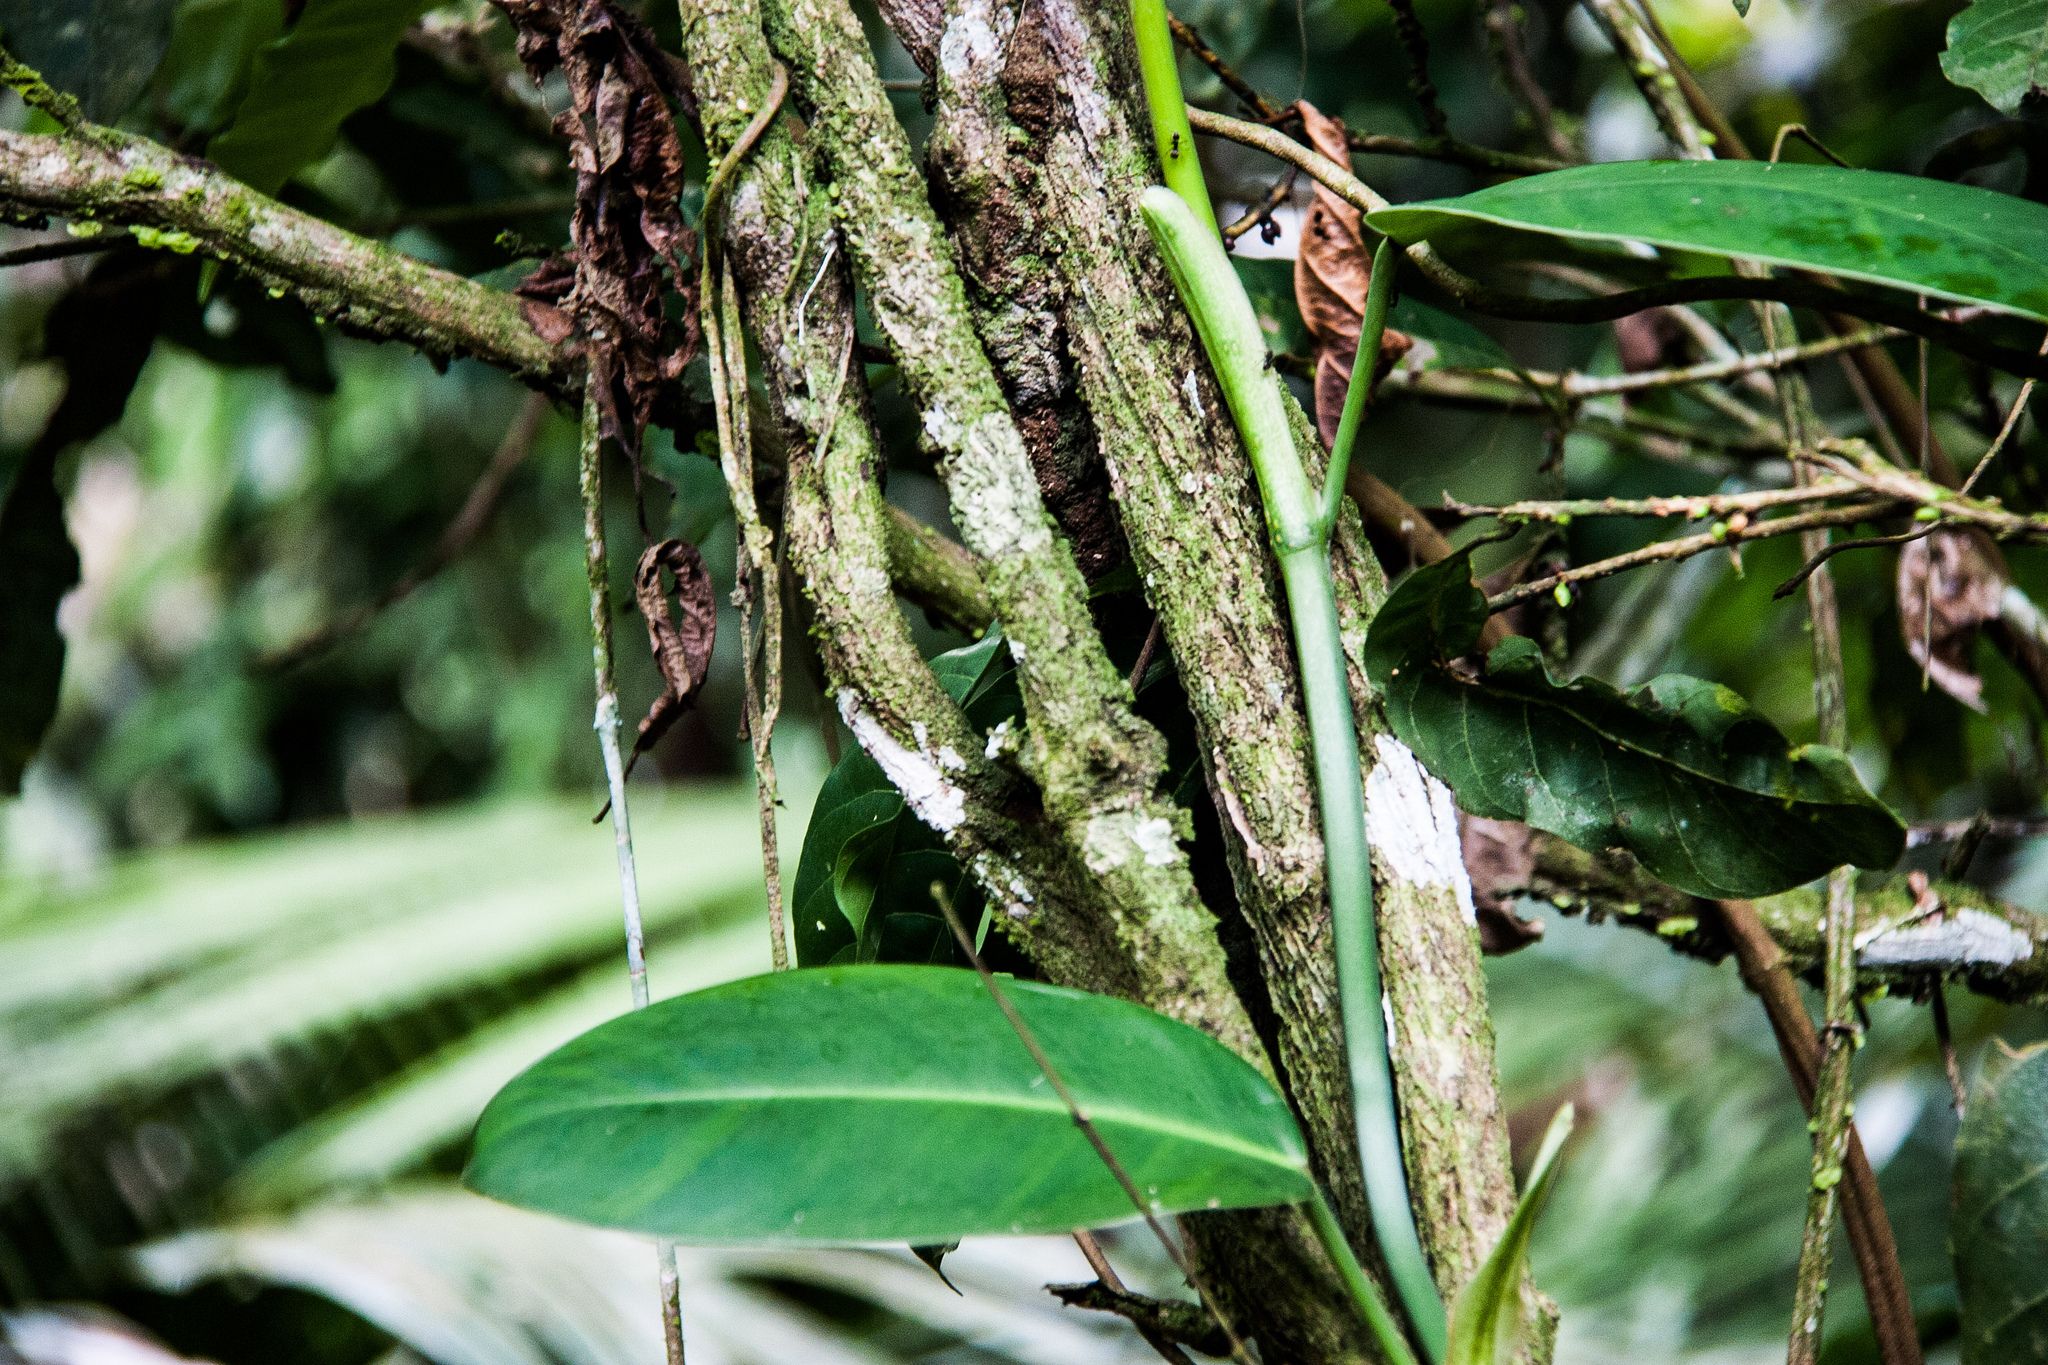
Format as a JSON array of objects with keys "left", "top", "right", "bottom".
[
  {"left": 0, "top": 451, "right": 79, "bottom": 795},
  {"left": 1448, "top": 1104, "right": 1573, "bottom": 1365},
  {"left": 794, "top": 632, "right": 1014, "bottom": 967},
  {"left": 0, "top": 0, "right": 178, "bottom": 120},
  {"left": 1942, "top": 0, "right": 2048, "bottom": 114},
  {"left": 465, "top": 965, "right": 1313, "bottom": 1244},
  {"left": 1363, "top": 553, "right": 1904, "bottom": 898},
  {"left": 206, "top": 0, "right": 433, "bottom": 194},
  {"left": 155, "top": 0, "right": 283, "bottom": 134},
  {"left": 1368, "top": 160, "right": 2048, "bottom": 323},
  {"left": 1389, "top": 296, "right": 1513, "bottom": 372},
  {"left": 1953, "top": 1041, "right": 2048, "bottom": 1364}
]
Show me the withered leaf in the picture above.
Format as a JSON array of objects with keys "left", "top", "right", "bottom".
[
  {"left": 496, "top": 0, "right": 696, "bottom": 453},
  {"left": 1898, "top": 528, "right": 2005, "bottom": 711},
  {"left": 633, "top": 538, "right": 717, "bottom": 754},
  {"left": 1291, "top": 100, "right": 1412, "bottom": 445},
  {"left": 1460, "top": 815, "right": 1546, "bottom": 955}
]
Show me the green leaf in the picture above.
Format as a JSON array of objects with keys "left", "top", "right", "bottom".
[
  {"left": 1390, "top": 296, "right": 1513, "bottom": 372},
  {"left": 206, "top": 0, "right": 433, "bottom": 195},
  {"left": 1367, "top": 160, "right": 2048, "bottom": 324},
  {"left": 1943, "top": 0, "right": 2048, "bottom": 114},
  {"left": 464, "top": 964, "right": 1313, "bottom": 1245},
  {"left": 1363, "top": 554, "right": 1905, "bottom": 898},
  {"left": 1953, "top": 1041, "right": 2048, "bottom": 1364},
  {"left": 793, "top": 631, "right": 1014, "bottom": 967},
  {"left": 0, "top": 450, "right": 80, "bottom": 795},
  {"left": 1448, "top": 1104, "right": 1573, "bottom": 1365},
  {"left": 0, "top": 0, "right": 178, "bottom": 120},
  {"left": 155, "top": 0, "right": 283, "bottom": 134}
]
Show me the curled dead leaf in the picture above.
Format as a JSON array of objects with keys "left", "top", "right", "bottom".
[
  {"left": 632, "top": 539, "right": 717, "bottom": 754},
  {"left": 1291, "top": 101, "right": 1412, "bottom": 444},
  {"left": 496, "top": 0, "right": 697, "bottom": 452},
  {"left": 1461, "top": 815, "right": 1546, "bottom": 955},
  {"left": 1898, "top": 528, "right": 2005, "bottom": 711}
]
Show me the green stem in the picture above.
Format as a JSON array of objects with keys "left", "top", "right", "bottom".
[
  {"left": 1308, "top": 1186, "right": 1424, "bottom": 1365},
  {"left": 1141, "top": 184, "right": 1448, "bottom": 1364},
  {"left": 1131, "top": 0, "right": 1214, "bottom": 234},
  {"left": 1322, "top": 237, "right": 1398, "bottom": 532}
]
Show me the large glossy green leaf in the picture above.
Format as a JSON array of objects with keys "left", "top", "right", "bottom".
[
  {"left": 1953, "top": 1042, "right": 2048, "bottom": 1364},
  {"left": 465, "top": 965, "right": 1312, "bottom": 1244},
  {"left": 1367, "top": 160, "right": 2048, "bottom": 323},
  {"left": 155, "top": 0, "right": 283, "bottom": 134},
  {"left": 206, "top": 0, "right": 432, "bottom": 194},
  {"left": 1363, "top": 554, "right": 1904, "bottom": 898},
  {"left": 1447, "top": 1104, "right": 1573, "bottom": 1365},
  {"left": 1943, "top": 0, "right": 2048, "bottom": 114},
  {"left": 0, "top": 0, "right": 178, "bottom": 120}
]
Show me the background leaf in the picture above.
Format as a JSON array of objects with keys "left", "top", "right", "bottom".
[
  {"left": 206, "top": 0, "right": 434, "bottom": 195},
  {"left": 1363, "top": 553, "right": 1905, "bottom": 898},
  {"left": 1953, "top": 1041, "right": 2048, "bottom": 1364},
  {"left": 465, "top": 964, "right": 1312, "bottom": 1245},
  {"left": 1368, "top": 160, "right": 2048, "bottom": 323},
  {"left": 1941, "top": 0, "right": 2048, "bottom": 114},
  {"left": 0, "top": 0, "right": 178, "bottom": 121}
]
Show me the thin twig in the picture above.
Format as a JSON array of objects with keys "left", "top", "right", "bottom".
[
  {"left": 1484, "top": 0, "right": 1574, "bottom": 161},
  {"left": 700, "top": 66, "right": 792, "bottom": 971},
  {"left": 578, "top": 388, "right": 688, "bottom": 1365},
  {"left": 1479, "top": 325, "right": 1899, "bottom": 400},
  {"left": 1221, "top": 169, "right": 1295, "bottom": 245},
  {"left": 1445, "top": 481, "right": 1853, "bottom": 524},
  {"left": 1385, "top": 0, "right": 1449, "bottom": 136},
  {"left": 1959, "top": 332, "right": 2048, "bottom": 495},
  {"left": 931, "top": 888, "right": 1258, "bottom": 1365},
  {"left": 0, "top": 234, "right": 126, "bottom": 269},
  {"left": 1908, "top": 814, "right": 2048, "bottom": 845},
  {"left": 1069, "top": 1232, "right": 1200, "bottom": 1365},
  {"left": 1713, "top": 901, "right": 1922, "bottom": 1365},
  {"left": 1932, "top": 985, "right": 1967, "bottom": 1117},
  {"left": 1487, "top": 501, "right": 1893, "bottom": 612},
  {"left": 265, "top": 393, "right": 548, "bottom": 670}
]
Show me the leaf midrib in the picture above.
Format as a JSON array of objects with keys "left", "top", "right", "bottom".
[{"left": 492, "top": 1083, "right": 1309, "bottom": 1177}]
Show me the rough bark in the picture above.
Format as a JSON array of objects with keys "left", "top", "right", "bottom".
[
  {"left": 757, "top": 0, "right": 1258, "bottom": 1059},
  {"left": 896, "top": 2, "right": 1542, "bottom": 1355},
  {"left": 0, "top": 128, "right": 562, "bottom": 383}
]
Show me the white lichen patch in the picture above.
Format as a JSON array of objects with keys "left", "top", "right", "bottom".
[
  {"left": 984, "top": 718, "right": 1013, "bottom": 759},
  {"left": 836, "top": 689, "right": 967, "bottom": 833},
  {"left": 1131, "top": 816, "right": 1181, "bottom": 866},
  {"left": 938, "top": 1, "right": 1009, "bottom": 82},
  {"left": 1365, "top": 734, "right": 1477, "bottom": 924},
  {"left": 1857, "top": 908, "right": 2034, "bottom": 968},
  {"left": 947, "top": 413, "right": 1055, "bottom": 560}
]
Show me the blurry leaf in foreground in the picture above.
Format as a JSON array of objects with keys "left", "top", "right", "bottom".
[
  {"left": 1364, "top": 553, "right": 1905, "bottom": 898},
  {"left": 0, "top": 0, "right": 178, "bottom": 120},
  {"left": 1953, "top": 1041, "right": 2048, "bottom": 1364},
  {"left": 1942, "top": 0, "right": 2048, "bottom": 114},
  {"left": 466, "top": 965, "right": 1311, "bottom": 1244},
  {"left": 135, "top": 1184, "right": 1164, "bottom": 1365},
  {"left": 1897, "top": 529, "right": 2005, "bottom": 712},
  {"left": 1, "top": 1306, "right": 217, "bottom": 1365},
  {"left": 1449, "top": 1103, "right": 1574, "bottom": 1365}
]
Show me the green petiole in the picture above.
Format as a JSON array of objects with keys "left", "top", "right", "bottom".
[
  {"left": 1130, "top": 0, "right": 1213, "bottom": 237},
  {"left": 1322, "top": 237, "right": 1399, "bottom": 533},
  {"left": 1140, "top": 185, "right": 1445, "bottom": 1364}
]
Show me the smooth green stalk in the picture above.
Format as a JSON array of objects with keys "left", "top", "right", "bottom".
[
  {"left": 1130, "top": 0, "right": 1215, "bottom": 236},
  {"left": 1322, "top": 238, "right": 1399, "bottom": 531},
  {"left": 1309, "top": 1186, "right": 1422, "bottom": 1365},
  {"left": 1141, "top": 184, "right": 1448, "bottom": 1364}
]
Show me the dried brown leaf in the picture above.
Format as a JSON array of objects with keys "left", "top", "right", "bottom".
[
  {"left": 1460, "top": 814, "right": 1546, "bottom": 955},
  {"left": 632, "top": 538, "right": 717, "bottom": 753},
  {"left": 1898, "top": 528, "right": 2005, "bottom": 711},
  {"left": 1291, "top": 101, "right": 1410, "bottom": 444},
  {"left": 496, "top": 0, "right": 696, "bottom": 453}
]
